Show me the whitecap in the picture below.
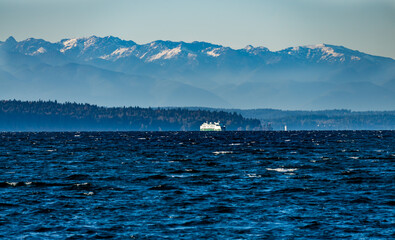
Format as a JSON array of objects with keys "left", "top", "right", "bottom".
[
  {"left": 266, "top": 168, "right": 298, "bottom": 173},
  {"left": 213, "top": 151, "right": 233, "bottom": 155},
  {"left": 171, "top": 175, "right": 188, "bottom": 178},
  {"left": 247, "top": 174, "right": 261, "bottom": 178},
  {"left": 229, "top": 143, "right": 241, "bottom": 146}
]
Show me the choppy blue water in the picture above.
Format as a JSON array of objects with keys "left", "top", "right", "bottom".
[{"left": 0, "top": 131, "right": 394, "bottom": 239}]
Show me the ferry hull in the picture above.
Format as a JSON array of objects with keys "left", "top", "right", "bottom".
[{"left": 200, "top": 128, "right": 222, "bottom": 131}]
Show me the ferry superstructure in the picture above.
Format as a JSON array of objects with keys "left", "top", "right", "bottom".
[{"left": 200, "top": 122, "right": 225, "bottom": 131}]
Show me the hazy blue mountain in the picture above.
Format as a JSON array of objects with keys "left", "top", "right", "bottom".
[
  {"left": 1, "top": 36, "right": 394, "bottom": 110},
  {"left": 383, "top": 78, "right": 395, "bottom": 93}
]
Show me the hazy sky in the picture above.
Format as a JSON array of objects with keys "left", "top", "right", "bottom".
[{"left": 1, "top": 0, "right": 394, "bottom": 58}]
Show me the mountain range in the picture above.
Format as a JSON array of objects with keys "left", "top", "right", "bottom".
[{"left": 1, "top": 36, "right": 394, "bottom": 110}]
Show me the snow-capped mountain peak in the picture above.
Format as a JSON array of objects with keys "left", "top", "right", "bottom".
[
  {"left": 84, "top": 36, "right": 100, "bottom": 49},
  {"left": 1, "top": 35, "right": 394, "bottom": 111},
  {"left": 243, "top": 45, "right": 269, "bottom": 55},
  {"left": 60, "top": 38, "right": 79, "bottom": 53},
  {"left": 2, "top": 36, "right": 392, "bottom": 66},
  {"left": 306, "top": 43, "right": 344, "bottom": 58},
  {"left": 279, "top": 43, "right": 349, "bottom": 63}
]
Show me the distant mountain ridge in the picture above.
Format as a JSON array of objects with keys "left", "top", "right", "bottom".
[
  {"left": 1, "top": 36, "right": 394, "bottom": 110},
  {"left": 3, "top": 36, "right": 392, "bottom": 64}
]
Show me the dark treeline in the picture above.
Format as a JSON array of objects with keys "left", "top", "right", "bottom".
[{"left": 0, "top": 100, "right": 261, "bottom": 131}]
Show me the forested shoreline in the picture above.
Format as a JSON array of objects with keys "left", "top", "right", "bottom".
[
  {"left": 1, "top": 100, "right": 394, "bottom": 131},
  {"left": 0, "top": 100, "right": 261, "bottom": 131}
]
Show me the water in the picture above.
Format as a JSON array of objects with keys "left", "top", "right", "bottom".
[{"left": 0, "top": 131, "right": 394, "bottom": 239}]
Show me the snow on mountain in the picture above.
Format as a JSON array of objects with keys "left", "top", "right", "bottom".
[
  {"left": 279, "top": 44, "right": 346, "bottom": 63},
  {"left": 2, "top": 35, "right": 393, "bottom": 71},
  {"left": 277, "top": 43, "right": 383, "bottom": 64},
  {"left": 306, "top": 44, "right": 345, "bottom": 62},
  {"left": 99, "top": 46, "right": 136, "bottom": 60},
  {"left": 1, "top": 37, "right": 55, "bottom": 56},
  {"left": 60, "top": 38, "right": 79, "bottom": 53},
  {"left": 148, "top": 46, "right": 182, "bottom": 62},
  {"left": 5, "top": 35, "right": 387, "bottom": 66},
  {"left": 58, "top": 36, "right": 136, "bottom": 60},
  {"left": 1, "top": 35, "right": 394, "bottom": 110},
  {"left": 243, "top": 45, "right": 269, "bottom": 55},
  {"left": 30, "top": 47, "right": 47, "bottom": 56},
  {"left": 206, "top": 48, "right": 221, "bottom": 57}
]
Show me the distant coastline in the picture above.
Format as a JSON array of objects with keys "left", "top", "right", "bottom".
[
  {"left": 186, "top": 107, "right": 395, "bottom": 130},
  {"left": 0, "top": 100, "right": 260, "bottom": 131},
  {"left": 1, "top": 100, "right": 394, "bottom": 131}
]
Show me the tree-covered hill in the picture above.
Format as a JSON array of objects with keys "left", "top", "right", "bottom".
[
  {"left": 228, "top": 109, "right": 395, "bottom": 130},
  {"left": 186, "top": 107, "right": 395, "bottom": 130},
  {"left": 0, "top": 100, "right": 261, "bottom": 131}
]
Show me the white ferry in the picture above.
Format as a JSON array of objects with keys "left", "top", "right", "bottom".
[{"left": 200, "top": 121, "right": 225, "bottom": 131}]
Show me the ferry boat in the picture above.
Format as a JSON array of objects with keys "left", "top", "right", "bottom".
[{"left": 200, "top": 121, "right": 225, "bottom": 131}]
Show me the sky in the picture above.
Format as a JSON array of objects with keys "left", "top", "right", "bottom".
[{"left": 1, "top": 0, "right": 394, "bottom": 58}]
